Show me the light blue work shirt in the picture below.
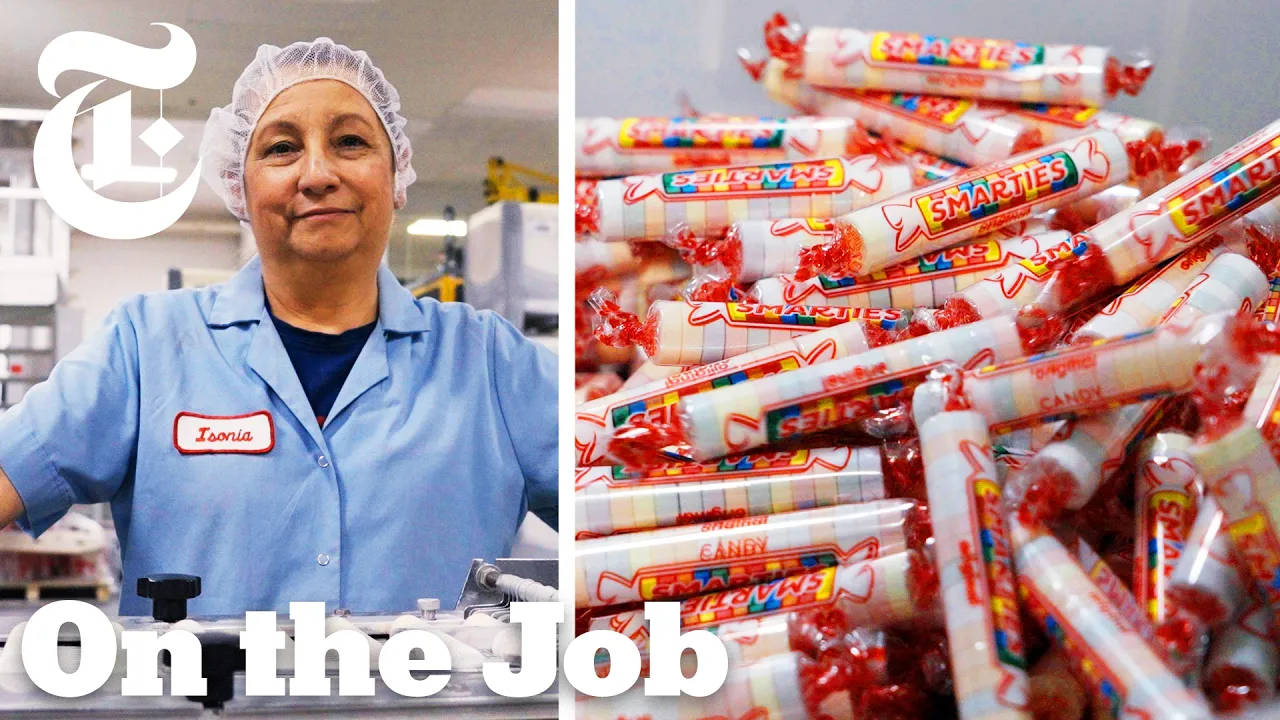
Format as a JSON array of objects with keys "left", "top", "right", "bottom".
[{"left": 0, "top": 257, "right": 558, "bottom": 616}]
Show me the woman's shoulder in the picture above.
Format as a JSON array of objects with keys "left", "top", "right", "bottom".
[{"left": 411, "top": 296, "right": 520, "bottom": 338}]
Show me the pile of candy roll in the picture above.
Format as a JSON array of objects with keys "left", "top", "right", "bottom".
[{"left": 575, "top": 11, "right": 1280, "bottom": 718}]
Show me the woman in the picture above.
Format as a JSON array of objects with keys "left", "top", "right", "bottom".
[{"left": 0, "top": 38, "right": 557, "bottom": 615}]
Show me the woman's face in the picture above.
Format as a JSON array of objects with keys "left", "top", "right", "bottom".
[{"left": 243, "top": 79, "right": 395, "bottom": 266}]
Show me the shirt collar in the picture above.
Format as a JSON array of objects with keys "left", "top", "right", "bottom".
[{"left": 208, "top": 255, "right": 430, "bottom": 334}]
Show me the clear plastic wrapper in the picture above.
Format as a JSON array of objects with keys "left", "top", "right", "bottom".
[
  {"left": 575, "top": 499, "right": 922, "bottom": 607},
  {"left": 1009, "top": 519, "right": 1214, "bottom": 720},
  {"left": 587, "top": 550, "right": 936, "bottom": 658},
  {"left": 684, "top": 215, "right": 1046, "bottom": 291},
  {"left": 714, "top": 613, "right": 888, "bottom": 673},
  {"left": 752, "top": 56, "right": 1041, "bottom": 166},
  {"left": 1003, "top": 249, "right": 1269, "bottom": 522},
  {"left": 619, "top": 359, "right": 687, "bottom": 391},
  {"left": 1070, "top": 236, "right": 1247, "bottom": 343},
  {"left": 915, "top": 394, "right": 1031, "bottom": 719},
  {"left": 752, "top": 230, "right": 1072, "bottom": 312},
  {"left": 576, "top": 320, "right": 877, "bottom": 466},
  {"left": 589, "top": 292, "right": 906, "bottom": 366},
  {"left": 614, "top": 313, "right": 1027, "bottom": 464},
  {"left": 575, "top": 153, "right": 914, "bottom": 243},
  {"left": 1067, "top": 535, "right": 1160, "bottom": 653},
  {"left": 1203, "top": 598, "right": 1277, "bottom": 713},
  {"left": 1132, "top": 433, "right": 1202, "bottom": 626},
  {"left": 576, "top": 116, "right": 858, "bottom": 178},
  {"left": 576, "top": 650, "right": 855, "bottom": 720},
  {"left": 1188, "top": 352, "right": 1280, "bottom": 631},
  {"left": 796, "top": 129, "right": 1144, "bottom": 281},
  {"left": 1167, "top": 495, "right": 1249, "bottom": 628},
  {"left": 912, "top": 314, "right": 1221, "bottom": 438},
  {"left": 1028, "top": 118, "right": 1280, "bottom": 333},
  {"left": 765, "top": 14, "right": 1153, "bottom": 107},
  {"left": 574, "top": 446, "right": 892, "bottom": 539}
]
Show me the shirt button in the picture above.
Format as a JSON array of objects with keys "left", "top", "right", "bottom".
[
  {"left": 317, "top": 455, "right": 330, "bottom": 468},
  {"left": 317, "top": 553, "right": 330, "bottom": 566}
]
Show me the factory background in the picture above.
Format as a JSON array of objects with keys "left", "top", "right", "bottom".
[{"left": 0, "top": 0, "right": 557, "bottom": 622}]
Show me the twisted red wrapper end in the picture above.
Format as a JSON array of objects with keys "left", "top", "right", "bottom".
[
  {"left": 1014, "top": 304, "right": 1065, "bottom": 355},
  {"left": 668, "top": 226, "right": 744, "bottom": 279},
  {"left": 575, "top": 179, "right": 601, "bottom": 236},
  {"left": 1105, "top": 53, "right": 1154, "bottom": 98},
  {"left": 1125, "top": 139, "right": 1162, "bottom": 180},
  {"left": 796, "top": 655, "right": 851, "bottom": 719},
  {"left": 574, "top": 266, "right": 610, "bottom": 304},
  {"left": 796, "top": 223, "right": 863, "bottom": 281},
  {"left": 1159, "top": 134, "right": 1207, "bottom": 175},
  {"left": 1244, "top": 221, "right": 1280, "bottom": 276},
  {"left": 1191, "top": 315, "right": 1279, "bottom": 440},
  {"left": 881, "top": 438, "right": 925, "bottom": 500},
  {"left": 683, "top": 278, "right": 739, "bottom": 302},
  {"left": 1205, "top": 665, "right": 1269, "bottom": 713},
  {"left": 906, "top": 548, "right": 940, "bottom": 610},
  {"left": 790, "top": 605, "right": 852, "bottom": 656},
  {"left": 854, "top": 683, "right": 931, "bottom": 720},
  {"left": 931, "top": 295, "right": 983, "bottom": 332},
  {"left": 737, "top": 48, "right": 767, "bottom": 82},
  {"left": 846, "top": 122, "right": 909, "bottom": 166},
  {"left": 763, "top": 12, "right": 806, "bottom": 70},
  {"left": 587, "top": 288, "right": 657, "bottom": 357},
  {"left": 605, "top": 413, "right": 688, "bottom": 469}
]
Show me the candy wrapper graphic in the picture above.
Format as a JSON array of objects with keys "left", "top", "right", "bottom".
[
  {"left": 766, "top": 14, "right": 1153, "bottom": 107},
  {"left": 1188, "top": 353, "right": 1280, "bottom": 635},
  {"left": 661, "top": 313, "right": 1026, "bottom": 463},
  {"left": 1031, "top": 118, "right": 1280, "bottom": 326},
  {"left": 1002, "top": 102, "right": 1163, "bottom": 146},
  {"left": 797, "top": 129, "right": 1138, "bottom": 281},
  {"left": 587, "top": 550, "right": 936, "bottom": 659},
  {"left": 589, "top": 293, "right": 907, "bottom": 366},
  {"left": 576, "top": 154, "right": 913, "bottom": 242},
  {"left": 755, "top": 230, "right": 1073, "bottom": 316},
  {"left": 575, "top": 499, "right": 920, "bottom": 607},
  {"left": 576, "top": 115, "right": 857, "bottom": 177},
  {"left": 576, "top": 320, "right": 875, "bottom": 467},
  {"left": 753, "top": 57, "right": 1041, "bottom": 166},
  {"left": 912, "top": 313, "right": 1231, "bottom": 438},
  {"left": 915, "top": 394, "right": 1031, "bottom": 720},
  {"left": 1132, "top": 433, "right": 1202, "bottom": 627},
  {"left": 574, "top": 446, "right": 888, "bottom": 538},
  {"left": 1010, "top": 520, "right": 1214, "bottom": 720},
  {"left": 1003, "top": 248, "right": 1269, "bottom": 522}
]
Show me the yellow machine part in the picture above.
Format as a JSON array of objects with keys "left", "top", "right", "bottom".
[
  {"left": 484, "top": 157, "right": 558, "bottom": 205},
  {"left": 412, "top": 274, "right": 464, "bottom": 303}
]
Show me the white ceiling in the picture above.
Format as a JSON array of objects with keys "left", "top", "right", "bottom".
[{"left": 0, "top": 0, "right": 558, "bottom": 234}]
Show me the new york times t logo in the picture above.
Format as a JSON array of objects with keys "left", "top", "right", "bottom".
[{"left": 33, "top": 23, "right": 200, "bottom": 240}]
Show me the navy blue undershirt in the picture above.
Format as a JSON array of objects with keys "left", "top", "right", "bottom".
[{"left": 269, "top": 310, "right": 377, "bottom": 426}]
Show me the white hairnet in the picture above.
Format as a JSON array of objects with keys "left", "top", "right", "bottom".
[{"left": 200, "top": 37, "right": 416, "bottom": 222}]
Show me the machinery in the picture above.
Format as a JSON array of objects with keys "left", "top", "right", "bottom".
[
  {"left": 0, "top": 559, "right": 558, "bottom": 718},
  {"left": 410, "top": 207, "right": 467, "bottom": 303},
  {"left": 483, "top": 157, "right": 557, "bottom": 206}
]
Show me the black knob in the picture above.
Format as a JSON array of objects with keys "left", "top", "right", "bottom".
[
  {"left": 137, "top": 574, "right": 201, "bottom": 623},
  {"left": 185, "top": 632, "right": 242, "bottom": 709}
]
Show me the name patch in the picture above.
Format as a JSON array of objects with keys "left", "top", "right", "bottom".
[{"left": 174, "top": 411, "right": 274, "bottom": 455}]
